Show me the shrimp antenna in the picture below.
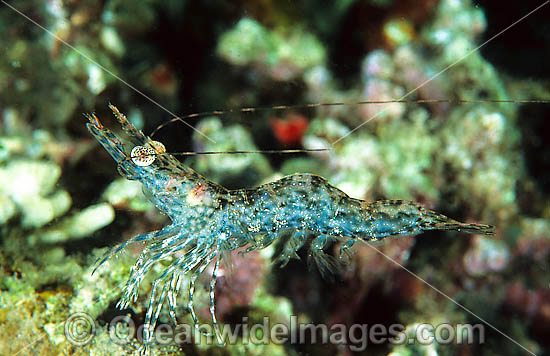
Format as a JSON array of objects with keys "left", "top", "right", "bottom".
[
  {"left": 149, "top": 98, "right": 550, "bottom": 138},
  {"left": 168, "top": 148, "right": 331, "bottom": 156},
  {"left": 123, "top": 148, "right": 331, "bottom": 166}
]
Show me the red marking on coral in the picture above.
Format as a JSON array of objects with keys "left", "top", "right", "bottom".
[{"left": 269, "top": 113, "right": 309, "bottom": 146}]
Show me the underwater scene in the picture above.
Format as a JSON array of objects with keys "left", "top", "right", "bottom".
[{"left": 1, "top": 0, "right": 549, "bottom": 355}]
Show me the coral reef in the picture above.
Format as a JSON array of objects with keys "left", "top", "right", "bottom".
[
  {"left": 1, "top": 0, "right": 549, "bottom": 355},
  {"left": 217, "top": 18, "right": 326, "bottom": 82},
  {"left": 191, "top": 117, "right": 273, "bottom": 188}
]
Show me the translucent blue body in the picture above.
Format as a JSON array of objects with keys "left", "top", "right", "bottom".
[{"left": 87, "top": 105, "right": 495, "bottom": 355}]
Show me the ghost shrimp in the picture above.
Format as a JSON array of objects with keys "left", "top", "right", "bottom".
[{"left": 87, "top": 105, "right": 495, "bottom": 354}]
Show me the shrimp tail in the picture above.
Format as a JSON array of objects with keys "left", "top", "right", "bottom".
[
  {"left": 419, "top": 209, "right": 496, "bottom": 235},
  {"left": 363, "top": 200, "right": 495, "bottom": 239}
]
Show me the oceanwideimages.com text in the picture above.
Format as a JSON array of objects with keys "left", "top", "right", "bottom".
[{"left": 65, "top": 312, "right": 485, "bottom": 351}]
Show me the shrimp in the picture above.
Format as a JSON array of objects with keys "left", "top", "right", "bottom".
[{"left": 87, "top": 104, "right": 494, "bottom": 355}]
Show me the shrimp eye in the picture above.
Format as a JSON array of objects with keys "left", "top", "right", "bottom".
[
  {"left": 131, "top": 145, "right": 156, "bottom": 166},
  {"left": 130, "top": 140, "right": 166, "bottom": 166}
]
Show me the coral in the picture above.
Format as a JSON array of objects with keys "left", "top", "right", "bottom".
[
  {"left": 462, "top": 236, "right": 510, "bottom": 277},
  {"left": 328, "top": 238, "right": 416, "bottom": 328},
  {"left": 0, "top": 103, "right": 134, "bottom": 355},
  {"left": 505, "top": 282, "right": 550, "bottom": 345},
  {"left": 514, "top": 218, "right": 550, "bottom": 263},
  {"left": 304, "top": 107, "right": 440, "bottom": 201},
  {"left": 359, "top": 76, "right": 407, "bottom": 123},
  {"left": 191, "top": 117, "right": 273, "bottom": 188},
  {"left": 210, "top": 250, "right": 269, "bottom": 321},
  {"left": 439, "top": 105, "right": 521, "bottom": 223},
  {"left": 217, "top": 18, "right": 326, "bottom": 81},
  {"left": 103, "top": 178, "right": 155, "bottom": 212},
  {"left": 0, "top": 160, "right": 70, "bottom": 227},
  {"left": 383, "top": 18, "right": 415, "bottom": 48},
  {"left": 387, "top": 323, "right": 440, "bottom": 356}
]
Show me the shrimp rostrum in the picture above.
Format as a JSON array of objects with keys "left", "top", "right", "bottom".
[{"left": 87, "top": 105, "right": 495, "bottom": 353}]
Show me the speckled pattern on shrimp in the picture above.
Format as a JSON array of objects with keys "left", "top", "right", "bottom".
[{"left": 87, "top": 105, "right": 495, "bottom": 355}]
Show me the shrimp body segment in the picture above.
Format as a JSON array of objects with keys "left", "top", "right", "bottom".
[{"left": 87, "top": 105, "right": 495, "bottom": 353}]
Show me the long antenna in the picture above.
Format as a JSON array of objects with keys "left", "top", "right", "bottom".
[
  {"left": 169, "top": 148, "right": 330, "bottom": 156},
  {"left": 149, "top": 98, "right": 550, "bottom": 138}
]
